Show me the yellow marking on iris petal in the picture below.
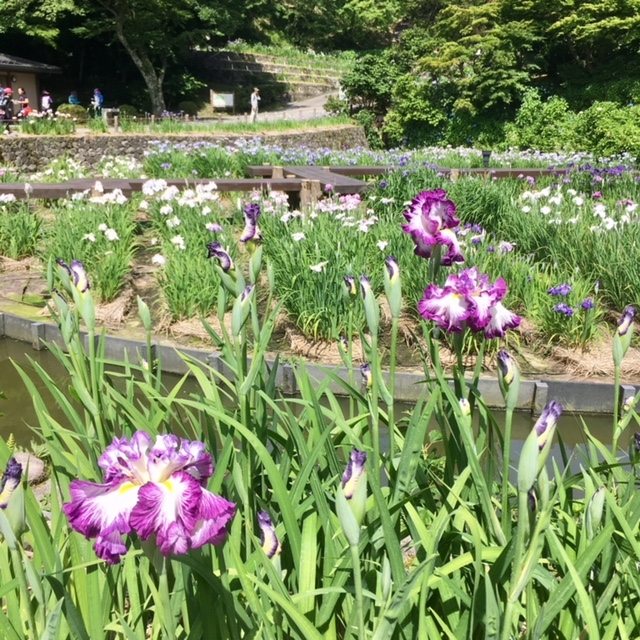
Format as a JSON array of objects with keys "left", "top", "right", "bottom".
[
  {"left": 163, "top": 479, "right": 174, "bottom": 492},
  {"left": 118, "top": 482, "right": 136, "bottom": 494}
]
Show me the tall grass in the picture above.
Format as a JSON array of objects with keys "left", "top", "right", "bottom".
[{"left": 2, "top": 237, "right": 640, "bottom": 639}]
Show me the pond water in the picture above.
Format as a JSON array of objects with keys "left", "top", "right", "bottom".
[{"left": 0, "top": 338, "right": 629, "bottom": 464}]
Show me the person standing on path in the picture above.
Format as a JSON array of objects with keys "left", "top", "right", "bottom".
[{"left": 250, "top": 87, "right": 260, "bottom": 123}]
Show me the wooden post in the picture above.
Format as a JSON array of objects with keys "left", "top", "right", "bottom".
[
  {"left": 272, "top": 166, "right": 284, "bottom": 179},
  {"left": 300, "top": 179, "right": 322, "bottom": 211},
  {"left": 185, "top": 114, "right": 189, "bottom": 122},
  {"left": 450, "top": 169, "right": 459, "bottom": 183},
  {"left": 113, "top": 115, "right": 119, "bottom": 131},
  {"left": 151, "top": 115, "right": 156, "bottom": 126}
]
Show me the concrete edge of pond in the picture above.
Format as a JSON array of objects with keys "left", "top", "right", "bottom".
[{"left": 1, "top": 311, "right": 634, "bottom": 417}]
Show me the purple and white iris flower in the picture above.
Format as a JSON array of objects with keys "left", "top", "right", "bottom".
[
  {"left": 240, "top": 202, "right": 263, "bottom": 243},
  {"left": 64, "top": 431, "right": 236, "bottom": 564},
  {"left": 207, "top": 242, "right": 235, "bottom": 272},
  {"left": 418, "top": 266, "right": 521, "bottom": 338},
  {"left": 56, "top": 258, "right": 90, "bottom": 293},
  {"left": 402, "top": 189, "right": 464, "bottom": 265}
]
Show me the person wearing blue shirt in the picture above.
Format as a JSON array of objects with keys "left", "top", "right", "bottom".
[{"left": 92, "top": 88, "right": 104, "bottom": 116}]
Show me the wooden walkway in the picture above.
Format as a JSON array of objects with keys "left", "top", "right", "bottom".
[{"left": 0, "top": 165, "right": 571, "bottom": 204}]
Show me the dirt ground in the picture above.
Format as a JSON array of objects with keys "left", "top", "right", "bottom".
[{"left": 3, "top": 255, "right": 640, "bottom": 383}]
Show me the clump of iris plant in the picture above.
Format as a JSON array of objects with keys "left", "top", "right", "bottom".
[
  {"left": 418, "top": 266, "right": 521, "bottom": 338},
  {"left": 401, "top": 189, "right": 464, "bottom": 266},
  {"left": 64, "top": 430, "right": 236, "bottom": 564}
]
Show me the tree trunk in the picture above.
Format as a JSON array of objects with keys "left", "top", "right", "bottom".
[{"left": 114, "top": 21, "right": 167, "bottom": 115}]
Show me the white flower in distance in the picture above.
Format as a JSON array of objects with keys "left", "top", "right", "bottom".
[
  {"left": 166, "top": 216, "right": 181, "bottom": 228},
  {"left": 292, "top": 232, "right": 306, "bottom": 241},
  {"left": 0, "top": 194, "right": 16, "bottom": 203},
  {"left": 377, "top": 241, "right": 389, "bottom": 251},
  {"left": 160, "top": 205, "right": 173, "bottom": 216},
  {"left": 310, "top": 261, "right": 328, "bottom": 272},
  {"left": 150, "top": 237, "right": 158, "bottom": 246},
  {"left": 540, "top": 206, "right": 551, "bottom": 215},
  {"left": 139, "top": 200, "right": 149, "bottom": 210},
  {"left": 83, "top": 233, "right": 97, "bottom": 242},
  {"left": 151, "top": 254, "right": 167, "bottom": 266},
  {"left": 98, "top": 223, "right": 108, "bottom": 231},
  {"left": 171, "top": 235, "right": 186, "bottom": 250},
  {"left": 104, "top": 228, "right": 120, "bottom": 241}
]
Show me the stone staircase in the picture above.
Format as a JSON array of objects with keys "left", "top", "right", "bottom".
[{"left": 189, "top": 51, "right": 349, "bottom": 103}]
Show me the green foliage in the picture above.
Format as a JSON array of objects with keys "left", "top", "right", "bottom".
[
  {"left": 19, "top": 116, "right": 75, "bottom": 135},
  {"left": 117, "top": 104, "right": 140, "bottom": 117},
  {"left": 56, "top": 103, "right": 88, "bottom": 123},
  {"left": 341, "top": 51, "right": 399, "bottom": 114},
  {"left": 504, "top": 90, "right": 576, "bottom": 151},
  {"left": 574, "top": 102, "right": 640, "bottom": 158},
  {"left": 0, "top": 200, "right": 42, "bottom": 259},
  {"left": 177, "top": 100, "right": 198, "bottom": 116}
]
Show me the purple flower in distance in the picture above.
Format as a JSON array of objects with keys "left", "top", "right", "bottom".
[
  {"left": 0, "top": 457, "right": 22, "bottom": 509},
  {"left": 553, "top": 303, "right": 574, "bottom": 317},
  {"left": 548, "top": 283, "right": 572, "bottom": 297},
  {"left": 258, "top": 511, "right": 281, "bottom": 559},
  {"left": 207, "top": 242, "right": 234, "bottom": 272},
  {"left": 581, "top": 298, "right": 595, "bottom": 310},
  {"left": 57, "top": 258, "right": 90, "bottom": 293},
  {"left": 385, "top": 255, "right": 400, "bottom": 283},
  {"left": 240, "top": 202, "right": 263, "bottom": 243},
  {"left": 401, "top": 189, "right": 464, "bottom": 264},
  {"left": 63, "top": 431, "right": 236, "bottom": 564}
]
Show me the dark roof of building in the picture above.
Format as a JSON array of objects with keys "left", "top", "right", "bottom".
[{"left": 0, "top": 53, "right": 61, "bottom": 74}]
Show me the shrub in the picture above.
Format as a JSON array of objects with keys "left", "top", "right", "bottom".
[
  {"left": 177, "top": 101, "right": 198, "bottom": 116},
  {"left": 573, "top": 102, "right": 640, "bottom": 158},
  {"left": 56, "top": 103, "right": 89, "bottom": 124},
  {"left": 504, "top": 89, "right": 577, "bottom": 151},
  {"left": 117, "top": 104, "right": 140, "bottom": 117}
]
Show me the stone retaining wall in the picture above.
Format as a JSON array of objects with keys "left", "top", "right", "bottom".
[{"left": 0, "top": 125, "right": 368, "bottom": 172}]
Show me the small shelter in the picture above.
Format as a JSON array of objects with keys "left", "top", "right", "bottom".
[{"left": 0, "top": 53, "right": 61, "bottom": 106}]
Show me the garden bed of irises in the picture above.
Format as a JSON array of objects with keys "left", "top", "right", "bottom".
[
  {"left": 2, "top": 145, "right": 640, "bottom": 370},
  {"left": 1, "top": 189, "right": 640, "bottom": 637}
]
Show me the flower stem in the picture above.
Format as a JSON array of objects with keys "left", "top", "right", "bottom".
[
  {"left": 501, "top": 405, "right": 514, "bottom": 534},
  {"left": 501, "top": 490, "right": 529, "bottom": 640},
  {"left": 387, "top": 316, "right": 399, "bottom": 465},
  {"left": 157, "top": 555, "right": 176, "bottom": 638},
  {"left": 350, "top": 543, "right": 365, "bottom": 639},
  {"left": 11, "top": 545, "right": 37, "bottom": 637},
  {"left": 612, "top": 363, "right": 621, "bottom": 453}
]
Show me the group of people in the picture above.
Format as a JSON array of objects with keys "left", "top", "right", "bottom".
[
  {"left": 0, "top": 86, "right": 104, "bottom": 132},
  {"left": 70, "top": 88, "right": 104, "bottom": 116},
  {"left": 0, "top": 86, "right": 33, "bottom": 132}
]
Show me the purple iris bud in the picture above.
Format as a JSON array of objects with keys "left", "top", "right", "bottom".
[
  {"left": 618, "top": 306, "right": 636, "bottom": 336},
  {"left": 553, "top": 303, "right": 574, "bottom": 317},
  {"left": 258, "top": 511, "right": 281, "bottom": 559},
  {"left": 63, "top": 431, "right": 236, "bottom": 564},
  {"left": 581, "top": 298, "right": 595, "bottom": 310},
  {"left": 497, "top": 349, "right": 517, "bottom": 386},
  {"left": 57, "top": 258, "right": 90, "bottom": 293},
  {"left": 360, "top": 362, "right": 373, "bottom": 388},
  {"left": 339, "top": 335, "right": 349, "bottom": 350},
  {"left": 240, "top": 202, "right": 263, "bottom": 243},
  {"left": 592, "top": 191, "right": 603, "bottom": 199},
  {"left": 634, "top": 432, "right": 640, "bottom": 453},
  {"left": 0, "top": 457, "right": 23, "bottom": 509},
  {"left": 385, "top": 255, "right": 400, "bottom": 283},
  {"left": 380, "top": 181, "right": 388, "bottom": 189},
  {"left": 360, "top": 275, "right": 372, "bottom": 299},
  {"left": 342, "top": 449, "right": 367, "bottom": 499},
  {"left": 527, "top": 489, "right": 537, "bottom": 512},
  {"left": 534, "top": 401, "right": 563, "bottom": 450},
  {"left": 206, "top": 242, "right": 234, "bottom": 272},
  {"left": 344, "top": 275, "right": 358, "bottom": 298}
]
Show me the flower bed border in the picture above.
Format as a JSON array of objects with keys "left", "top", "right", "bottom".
[{"left": 1, "top": 310, "right": 634, "bottom": 416}]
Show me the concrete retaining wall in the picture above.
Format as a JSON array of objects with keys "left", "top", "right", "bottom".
[
  {"left": 1, "top": 311, "right": 633, "bottom": 416},
  {"left": 0, "top": 125, "right": 369, "bottom": 172}
]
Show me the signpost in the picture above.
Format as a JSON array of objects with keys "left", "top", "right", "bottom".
[{"left": 210, "top": 91, "right": 235, "bottom": 114}]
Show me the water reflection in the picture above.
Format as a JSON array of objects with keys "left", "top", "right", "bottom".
[{"left": 0, "top": 338, "right": 631, "bottom": 469}]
